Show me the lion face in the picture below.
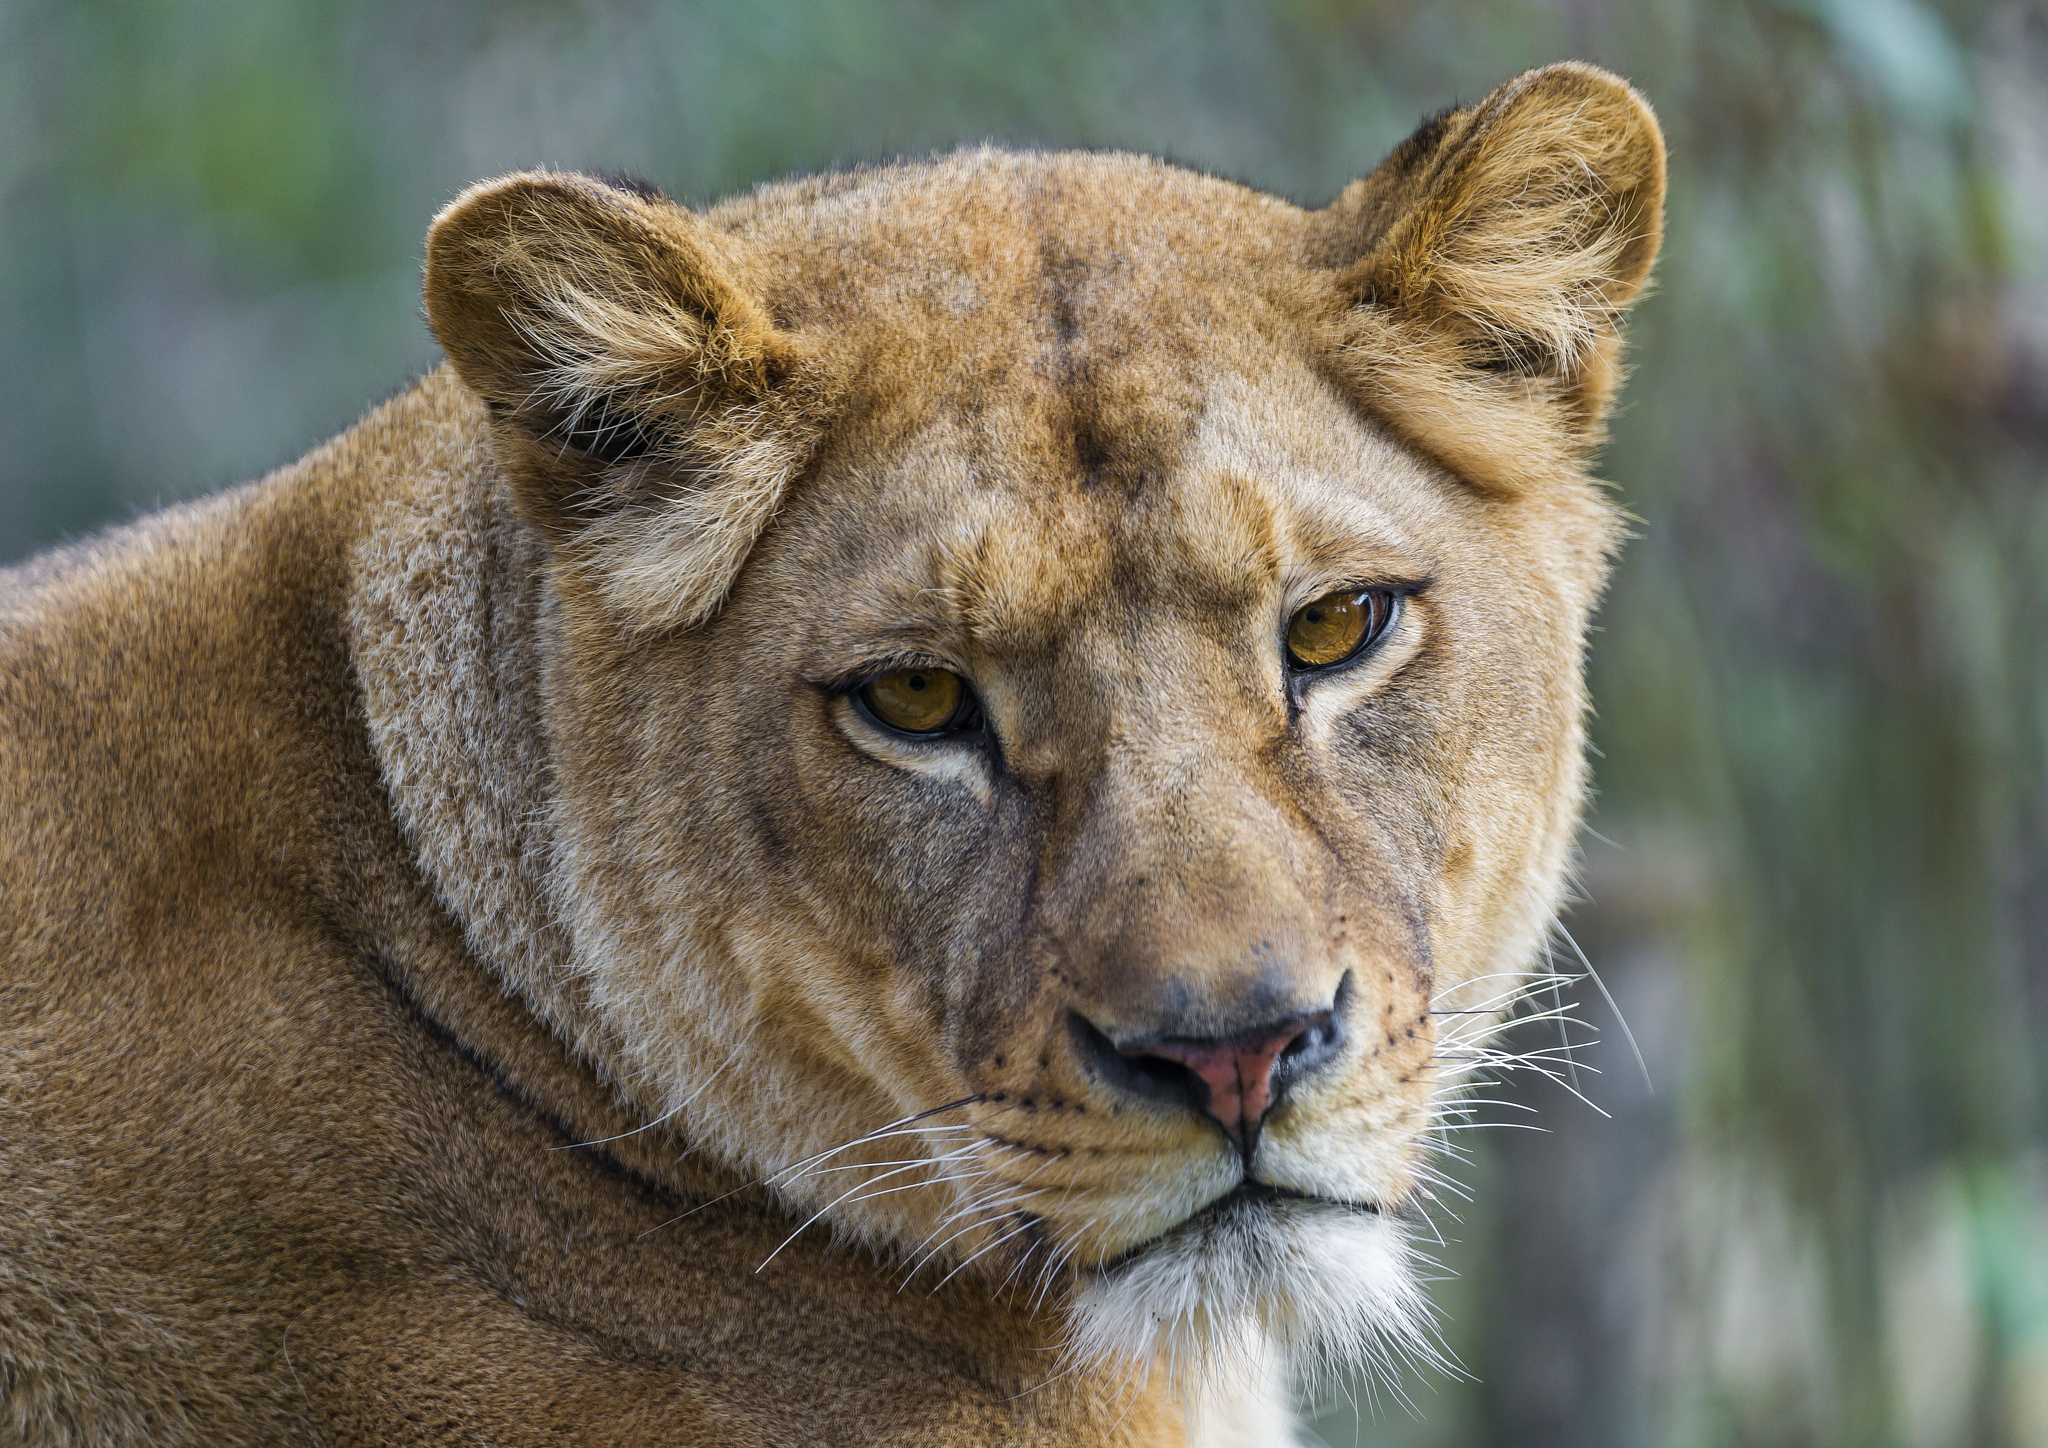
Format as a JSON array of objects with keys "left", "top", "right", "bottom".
[{"left": 424, "top": 62, "right": 1663, "bottom": 1386}]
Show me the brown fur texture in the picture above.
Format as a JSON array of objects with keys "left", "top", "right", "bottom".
[{"left": 0, "top": 63, "right": 1663, "bottom": 1446}]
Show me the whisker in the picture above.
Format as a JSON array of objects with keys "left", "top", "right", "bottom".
[
  {"left": 549, "top": 1021, "right": 762, "bottom": 1152},
  {"left": 756, "top": 1158, "right": 948, "bottom": 1272},
  {"left": 636, "top": 1095, "right": 990, "bottom": 1240},
  {"left": 1554, "top": 921, "right": 1653, "bottom": 1092}
]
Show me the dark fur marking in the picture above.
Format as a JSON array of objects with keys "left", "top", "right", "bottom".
[
  {"left": 546, "top": 393, "right": 670, "bottom": 465},
  {"left": 983, "top": 1132, "right": 1066, "bottom": 1159},
  {"left": 1468, "top": 329, "right": 1558, "bottom": 376},
  {"left": 746, "top": 793, "right": 794, "bottom": 869},
  {"left": 1403, "top": 105, "right": 1460, "bottom": 166},
  {"left": 1070, "top": 413, "right": 1116, "bottom": 491},
  {"left": 1034, "top": 243, "right": 1128, "bottom": 493},
  {"left": 371, "top": 952, "right": 686, "bottom": 1210},
  {"left": 1034, "top": 227, "right": 1088, "bottom": 355},
  {"left": 600, "top": 172, "right": 670, "bottom": 204}
]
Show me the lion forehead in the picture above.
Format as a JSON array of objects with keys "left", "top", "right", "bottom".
[{"left": 763, "top": 364, "right": 1446, "bottom": 693}]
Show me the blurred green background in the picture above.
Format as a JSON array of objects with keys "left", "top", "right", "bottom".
[{"left": 4, "top": 1, "right": 2044, "bottom": 1443}]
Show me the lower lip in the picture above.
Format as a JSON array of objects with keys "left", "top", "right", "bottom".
[
  {"left": 1101, "top": 1181, "right": 1381, "bottom": 1270},
  {"left": 1212, "top": 1180, "right": 1380, "bottom": 1216}
]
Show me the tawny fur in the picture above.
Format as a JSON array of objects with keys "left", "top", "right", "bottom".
[{"left": 0, "top": 64, "right": 1662, "bottom": 1446}]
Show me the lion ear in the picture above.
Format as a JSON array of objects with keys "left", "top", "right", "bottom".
[
  {"left": 424, "top": 171, "right": 832, "bottom": 630},
  {"left": 1317, "top": 63, "right": 1665, "bottom": 490}
]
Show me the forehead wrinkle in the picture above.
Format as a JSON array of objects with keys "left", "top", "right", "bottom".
[
  {"left": 800, "top": 467, "right": 986, "bottom": 662},
  {"left": 816, "top": 474, "right": 1105, "bottom": 669},
  {"left": 1116, "top": 457, "right": 1285, "bottom": 615},
  {"left": 822, "top": 559, "right": 960, "bottom": 660},
  {"left": 1189, "top": 372, "right": 1439, "bottom": 587},
  {"left": 944, "top": 494, "right": 1111, "bottom": 656}
]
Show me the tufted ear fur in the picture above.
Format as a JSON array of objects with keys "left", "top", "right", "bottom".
[
  {"left": 424, "top": 171, "right": 837, "bottom": 630},
  {"left": 1316, "top": 62, "right": 1665, "bottom": 493}
]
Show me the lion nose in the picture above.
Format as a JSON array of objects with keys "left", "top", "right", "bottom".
[
  {"left": 1068, "top": 994, "right": 1349, "bottom": 1154},
  {"left": 1131, "top": 1025, "right": 1321, "bottom": 1138}
]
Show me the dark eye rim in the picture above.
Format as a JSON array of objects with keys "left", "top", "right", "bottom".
[
  {"left": 1283, "top": 586, "right": 1410, "bottom": 675},
  {"left": 847, "top": 666, "right": 987, "bottom": 740}
]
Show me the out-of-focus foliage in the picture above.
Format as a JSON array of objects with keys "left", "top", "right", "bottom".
[{"left": 3, "top": 2, "right": 2044, "bottom": 1443}]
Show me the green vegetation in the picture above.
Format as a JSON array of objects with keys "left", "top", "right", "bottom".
[{"left": 4, "top": 2, "right": 2043, "bottom": 1442}]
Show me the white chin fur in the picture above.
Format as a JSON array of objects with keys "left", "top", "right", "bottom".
[{"left": 1065, "top": 1193, "right": 1438, "bottom": 1409}]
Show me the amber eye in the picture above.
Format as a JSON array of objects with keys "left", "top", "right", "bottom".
[
  {"left": 1286, "top": 589, "right": 1395, "bottom": 669},
  {"left": 859, "top": 668, "right": 970, "bottom": 735}
]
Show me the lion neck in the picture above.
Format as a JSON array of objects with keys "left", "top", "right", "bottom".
[{"left": 345, "top": 378, "right": 709, "bottom": 1190}]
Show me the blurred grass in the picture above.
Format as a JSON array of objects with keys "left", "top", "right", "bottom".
[{"left": 3, "top": 1, "right": 2045, "bottom": 1444}]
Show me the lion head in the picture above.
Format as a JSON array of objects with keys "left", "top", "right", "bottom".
[{"left": 409, "top": 61, "right": 1663, "bottom": 1400}]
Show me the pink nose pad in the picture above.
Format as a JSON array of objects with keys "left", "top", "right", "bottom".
[{"left": 1138, "top": 1020, "right": 1316, "bottom": 1140}]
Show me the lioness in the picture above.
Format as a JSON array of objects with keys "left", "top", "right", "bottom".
[{"left": 0, "top": 62, "right": 1663, "bottom": 1446}]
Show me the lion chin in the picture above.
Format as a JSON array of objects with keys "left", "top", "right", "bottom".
[{"left": 1068, "top": 1189, "right": 1435, "bottom": 1403}]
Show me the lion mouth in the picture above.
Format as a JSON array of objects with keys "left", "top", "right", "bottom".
[{"left": 1101, "top": 1178, "right": 1380, "bottom": 1271}]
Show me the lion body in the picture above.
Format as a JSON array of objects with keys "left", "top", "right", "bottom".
[
  {"left": 0, "top": 66, "right": 1662, "bottom": 1446},
  {"left": 0, "top": 378, "right": 1205, "bottom": 1445}
]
